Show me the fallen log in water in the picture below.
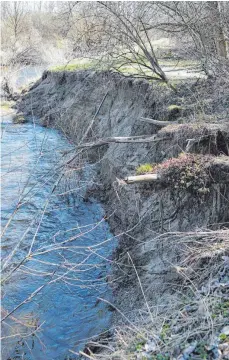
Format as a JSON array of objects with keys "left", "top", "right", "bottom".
[{"left": 125, "top": 173, "right": 160, "bottom": 184}]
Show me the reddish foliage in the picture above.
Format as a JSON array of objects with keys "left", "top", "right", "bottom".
[
  {"left": 152, "top": 153, "right": 213, "bottom": 194},
  {"left": 153, "top": 153, "right": 212, "bottom": 173}
]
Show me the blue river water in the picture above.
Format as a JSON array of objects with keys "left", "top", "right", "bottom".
[{"left": 1, "top": 112, "right": 115, "bottom": 359}]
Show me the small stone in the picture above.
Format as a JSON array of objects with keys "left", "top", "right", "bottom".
[
  {"left": 212, "top": 347, "right": 222, "bottom": 359},
  {"left": 144, "top": 340, "right": 156, "bottom": 353},
  {"left": 137, "top": 351, "right": 151, "bottom": 359},
  {"left": 172, "top": 346, "right": 181, "bottom": 357},
  {"left": 177, "top": 355, "right": 185, "bottom": 360},
  {"left": 219, "top": 343, "right": 229, "bottom": 351},
  {"left": 221, "top": 327, "right": 229, "bottom": 336},
  {"left": 185, "top": 305, "right": 197, "bottom": 312},
  {"left": 182, "top": 341, "right": 197, "bottom": 357}
]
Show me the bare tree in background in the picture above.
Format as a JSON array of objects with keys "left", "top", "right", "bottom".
[
  {"left": 2, "top": 2, "right": 26, "bottom": 40},
  {"left": 1, "top": 2, "right": 26, "bottom": 62},
  {"left": 210, "top": 2, "right": 228, "bottom": 59},
  {"left": 56, "top": 1, "right": 79, "bottom": 38},
  {"left": 153, "top": 1, "right": 229, "bottom": 76},
  {"left": 80, "top": 2, "right": 171, "bottom": 85},
  {"left": 1, "top": 1, "right": 229, "bottom": 88},
  {"left": 1, "top": 1, "right": 41, "bottom": 66}
]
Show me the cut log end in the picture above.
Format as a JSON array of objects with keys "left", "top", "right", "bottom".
[{"left": 124, "top": 173, "right": 160, "bottom": 184}]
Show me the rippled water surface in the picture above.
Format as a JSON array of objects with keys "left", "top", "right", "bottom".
[{"left": 1, "top": 114, "right": 114, "bottom": 359}]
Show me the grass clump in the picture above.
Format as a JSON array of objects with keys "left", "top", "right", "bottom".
[
  {"left": 12, "top": 114, "right": 28, "bottom": 124},
  {"left": 212, "top": 300, "right": 229, "bottom": 319},
  {"left": 167, "top": 104, "right": 183, "bottom": 119},
  {"left": 159, "top": 59, "right": 199, "bottom": 68},
  {"left": 136, "top": 163, "right": 154, "bottom": 175},
  {"left": 160, "top": 323, "right": 171, "bottom": 341},
  {"left": 167, "top": 104, "right": 182, "bottom": 111}
]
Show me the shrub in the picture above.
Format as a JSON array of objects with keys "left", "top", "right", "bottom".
[{"left": 153, "top": 153, "right": 213, "bottom": 194}]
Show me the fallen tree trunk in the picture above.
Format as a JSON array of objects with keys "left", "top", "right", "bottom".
[
  {"left": 77, "top": 135, "right": 166, "bottom": 149},
  {"left": 140, "top": 117, "right": 177, "bottom": 127},
  {"left": 125, "top": 174, "right": 160, "bottom": 184}
]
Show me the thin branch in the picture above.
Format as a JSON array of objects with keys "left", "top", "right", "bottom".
[{"left": 140, "top": 117, "right": 178, "bottom": 127}]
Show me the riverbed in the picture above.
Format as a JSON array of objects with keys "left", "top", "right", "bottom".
[{"left": 1, "top": 109, "right": 115, "bottom": 359}]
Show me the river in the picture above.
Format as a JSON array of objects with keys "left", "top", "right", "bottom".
[{"left": 1, "top": 71, "right": 115, "bottom": 359}]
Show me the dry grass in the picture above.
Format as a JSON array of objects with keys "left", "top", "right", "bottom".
[{"left": 77, "top": 229, "right": 229, "bottom": 359}]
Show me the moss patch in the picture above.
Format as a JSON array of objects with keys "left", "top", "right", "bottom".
[{"left": 136, "top": 163, "right": 155, "bottom": 175}]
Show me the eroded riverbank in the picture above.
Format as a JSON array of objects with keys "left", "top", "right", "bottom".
[{"left": 15, "top": 69, "right": 229, "bottom": 359}]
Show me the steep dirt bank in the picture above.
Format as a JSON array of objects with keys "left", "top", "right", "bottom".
[{"left": 18, "top": 70, "right": 229, "bottom": 359}]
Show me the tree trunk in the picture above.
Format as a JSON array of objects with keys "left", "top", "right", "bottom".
[{"left": 209, "top": 2, "right": 228, "bottom": 59}]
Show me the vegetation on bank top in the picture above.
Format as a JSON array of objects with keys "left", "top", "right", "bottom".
[
  {"left": 49, "top": 59, "right": 95, "bottom": 72},
  {"left": 48, "top": 58, "right": 202, "bottom": 85},
  {"left": 0, "top": 100, "right": 15, "bottom": 115},
  {"left": 1, "top": 101, "right": 11, "bottom": 110}
]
